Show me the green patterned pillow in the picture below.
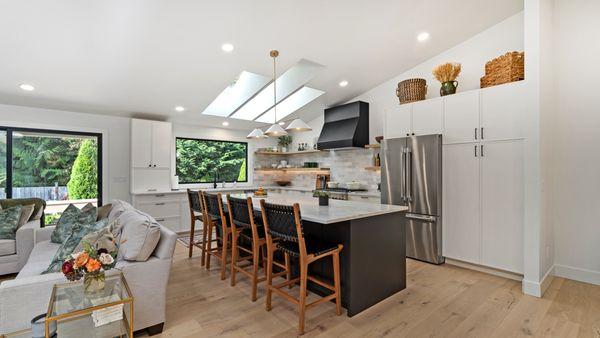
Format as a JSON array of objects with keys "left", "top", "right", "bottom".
[
  {"left": 44, "top": 218, "right": 109, "bottom": 274},
  {"left": 0, "top": 205, "right": 22, "bottom": 240},
  {"left": 50, "top": 204, "right": 97, "bottom": 243}
]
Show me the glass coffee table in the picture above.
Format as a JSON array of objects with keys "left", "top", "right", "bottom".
[{"left": 2, "top": 272, "right": 133, "bottom": 338}]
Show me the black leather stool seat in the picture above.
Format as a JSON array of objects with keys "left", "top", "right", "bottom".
[{"left": 277, "top": 237, "right": 338, "bottom": 257}]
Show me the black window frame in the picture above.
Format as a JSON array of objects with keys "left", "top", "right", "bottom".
[
  {"left": 0, "top": 126, "right": 103, "bottom": 205},
  {"left": 175, "top": 137, "right": 249, "bottom": 184}
]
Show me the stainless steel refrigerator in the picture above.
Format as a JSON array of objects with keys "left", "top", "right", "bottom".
[{"left": 381, "top": 134, "right": 444, "bottom": 264}]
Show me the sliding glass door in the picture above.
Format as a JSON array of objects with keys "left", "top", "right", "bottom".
[{"left": 1, "top": 127, "right": 102, "bottom": 224}]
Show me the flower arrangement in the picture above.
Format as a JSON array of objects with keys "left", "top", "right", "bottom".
[
  {"left": 432, "top": 63, "right": 461, "bottom": 83},
  {"left": 62, "top": 241, "right": 117, "bottom": 292}
]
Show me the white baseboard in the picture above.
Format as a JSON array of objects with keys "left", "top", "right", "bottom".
[
  {"left": 445, "top": 258, "right": 523, "bottom": 281},
  {"left": 554, "top": 264, "right": 600, "bottom": 285},
  {"left": 523, "top": 265, "right": 555, "bottom": 297}
]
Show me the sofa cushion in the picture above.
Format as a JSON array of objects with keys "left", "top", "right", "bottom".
[
  {"left": 118, "top": 210, "right": 161, "bottom": 262},
  {"left": 16, "top": 240, "right": 60, "bottom": 278},
  {"left": 17, "top": 204, "right": 35, "bottom": 228},
  {"left": 50, "top": 204, "right": 97, "bottom": 243},
  {"left": 0, "top": 239, "right": 16, "bottom": 256},
  {"left": 44, "top": 219, "right": 109, "bottom": 273},
  {"left": 0, "top": 205, "right": 22, "bottom": 240},
  {"left": 0, "top": 198, "right": 46, "bottom": 222}
]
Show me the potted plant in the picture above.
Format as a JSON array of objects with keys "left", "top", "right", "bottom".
[
  {"left": 313, "top": 190, "right": 330, "bottom": 206},
  {"left": 432, "top": 63, "right": 461, "bottom": 96},
  {"left": 277, "top": 135, "right": 292, "bottom": 152}
]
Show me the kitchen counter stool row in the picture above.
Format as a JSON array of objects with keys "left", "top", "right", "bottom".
[{"left": 186, "top": 189, "right": 343, "bottom": 335}]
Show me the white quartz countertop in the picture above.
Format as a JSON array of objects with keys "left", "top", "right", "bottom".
[
  {"left": 131, "top": 186, "right": 381, "bottom": 198},
  {"left": 225, "top": 193, "right": 406, "bottom": 224}
]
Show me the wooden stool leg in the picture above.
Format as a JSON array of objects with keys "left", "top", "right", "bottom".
[
  {"left": 251, "top": 243, "right": 260, "bottom": 302},
  {"left": 220, "top": 230, "right": 229, "bottom": 280},
  {"left": 205, "top": 223, "right": 213, "bottom": 270},
  {"left": 201, "top": 220, "right": 208, "bottom": 266},
  {"left": 333, "top": 251, "right": 342, "bottom": 316},
  {"left": 285, "top": 252, "right": 292, "bottom": 289},
  {"left": 298, "top": 262, "right": 308, "bottom": 335},
  {"left": 230, "top": 230, "right": 238, "bottom": 286},
  {"left": 261, "top": 245, "right": 267, "bottom": 277},
  {"left": 265, "top": 248, "right": 274, "bottom": 311},
  {"left": 188, "top": 218, "right": 195, "bottom": 258}
]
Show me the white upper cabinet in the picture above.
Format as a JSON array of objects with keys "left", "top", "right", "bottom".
[
  {"left": 151, "top": 121, "right": 172, "bottom": 168},
  {"left": 443, "top": 90, "right": 480, "bottom": 144},
  {"left": 480, "top": 81, "right": 526, "bottom": 141},
  {"left": 384, "top": 104, "right": 412, "bottom": 139},
  {"left": 131, "top": 119, "right": 153, "bottom": 168},
  {"left": 131, "top": 119, "right": 172, "bottom": 169},
  {"left": 412, "top": 97, "right": 443, "bottom": 136},
  {"left": 480, "top": 140, "right": 524, "bottom": 273},
  {"left": 442, "top": 143, "right": 481, "bottom": 265}
]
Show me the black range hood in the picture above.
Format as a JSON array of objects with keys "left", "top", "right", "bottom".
[{"left": 317, "top": 101, "right": 369, "bottom": 150}]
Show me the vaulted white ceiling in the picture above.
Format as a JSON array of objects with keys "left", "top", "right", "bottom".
[{"left": 0, "top": 0, "right": 523, "bottom": 129}]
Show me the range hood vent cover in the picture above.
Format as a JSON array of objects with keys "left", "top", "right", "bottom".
[{"left": 317, "top": 101, "right": 369, "bottom": 150}]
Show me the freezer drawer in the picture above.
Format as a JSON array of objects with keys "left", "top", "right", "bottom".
[{"left": 405, "top": 213, "right": 444, "bottom": 264}]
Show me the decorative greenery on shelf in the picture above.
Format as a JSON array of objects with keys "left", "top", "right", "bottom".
[
  {"left": 312, "top": 190, "right": 330, "bottom": 198},
  {"left": 277, "top": 135, "right": 292, "bottom": 148}
]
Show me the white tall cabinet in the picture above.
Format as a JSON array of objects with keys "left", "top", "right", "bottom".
[{"left": 385, "top": 82, "right": 526, "bottom": 274}]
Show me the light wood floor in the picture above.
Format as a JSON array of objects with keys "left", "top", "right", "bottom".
[{"left": 148, "top": 242, "right": 600, "bottom": 337}]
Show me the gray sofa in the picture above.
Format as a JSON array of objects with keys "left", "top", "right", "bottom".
[
  {"left": 0, "top": 205, "right": 177, "bottom": 335},
  {"left": 0, "top": 220, "right": 39, "bottom": 275}
]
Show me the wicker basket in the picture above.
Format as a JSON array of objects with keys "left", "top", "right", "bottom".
[
  {"left": 480, "top": 51, "right": 524, "bottom": 88},
  {"left": 396, "top": 78, "right": 427, "bottom": 104}
]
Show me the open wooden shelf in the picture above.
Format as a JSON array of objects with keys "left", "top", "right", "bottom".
[
  {"left": 364, "top": 144, "right": 381, "bottom": 149},
  {"left": 255, "top": 150, "right": 322, "bottom": 155},
  {"left": 254, "top": 167, "right": 330, "bottom": 173},
  {"left": 364, "top": 166, "right": 381, "bottom": 171}
]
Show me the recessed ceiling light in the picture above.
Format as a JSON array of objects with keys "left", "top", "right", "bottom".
[
  {"left": 175, "top": 106, "right": 185, "bottom": 112},
  {"left": 278, "top": 121, "right": 285, "bottom": 126},
  {"left": 417, "top": 32, "right": 430, "bottom": 42},
  {"left": 222, "top": 121, "right": 229, "bottom": 126},
  {"left": 221, "top": 43, "right": 234, "bottom": 52},
  {"left": 19, "top": 84, "right": 35, "bottom": 91},
  {"left": 339, "top": 80, "right": 349, "bottom": 87}
]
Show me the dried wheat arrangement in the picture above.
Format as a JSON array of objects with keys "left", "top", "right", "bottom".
[{"left": 432, "top": 63, "right": 462, "bottom": 83}]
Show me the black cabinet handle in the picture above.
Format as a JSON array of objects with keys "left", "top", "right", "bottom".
[
  {"left": 481, "top": 127, "right": 484, "bottom": 139},
  {"left": 475, "top": 128, "right": 478, "bottom": 140},
  {"left": 474, "top": 145, "right": 478, "bottom": 157},
  {"left": 481, "top": 144, "right": 485, "bottom": 157}
]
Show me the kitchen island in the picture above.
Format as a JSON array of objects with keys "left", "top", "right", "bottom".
[{"left": 225, "top": 193, "right": 408, "bottom": 316}]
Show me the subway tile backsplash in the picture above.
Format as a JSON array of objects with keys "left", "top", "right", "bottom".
[{"left": 254, "top": 148, "right": 381, "bottom": 191}]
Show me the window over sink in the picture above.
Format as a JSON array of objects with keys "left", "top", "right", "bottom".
[{"left": 176, "top": 137, "right": 248, "bottom": 184}]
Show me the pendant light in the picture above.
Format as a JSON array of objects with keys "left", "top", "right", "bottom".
[
  {"left": 246, "top": 128, "right": 266, "bottom": 139},
  {"left": 264, "top": 50, "right": 288, "bottom": 137},
  {"left": 286, "top": 118, "right": 312, "bottom": 132}
]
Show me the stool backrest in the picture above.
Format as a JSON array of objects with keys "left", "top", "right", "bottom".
[
  {"left": 260, "top": 200, "right": 306, "bottom": 257},
  {"left": 227, "top": 195, "right": 261, "bottom": 241},
  {"left": 187, "top": 189, "right": 203, "bottom": 214},
  {"left": 202, "top": 192, "right": 225, "bottom": 222}
]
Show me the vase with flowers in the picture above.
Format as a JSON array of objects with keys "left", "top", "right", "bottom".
[
  {"left": 432, "top": 63, "right": 462, "bottom": 96},
  {"left": 62, "top": 241, "right": 117, "bottom": 294}
]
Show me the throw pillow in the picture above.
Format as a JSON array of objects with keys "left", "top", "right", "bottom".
[
  {"left": 97, "top": 203, "right": 113, "bottom": 221},
  {"left": 50, "top": 204, "right": 97, "bottom": 244},
  {"left": 74, "top": 226, "right": 118, "bottom": 254},
  {"left": 117, "top": 210, "right": 161, "bottom": 262},
  {"left": 43, "top": 218, "right": 109, "bottom": 273},
  {"left": 17, "top": 204, "right": 35, "bottom": 228},
  {"left": 108, "top": 200, "right": 135, "bottom": 224},
  {"left": 0, "top": 205, "right": 22, "bottom": 240}
]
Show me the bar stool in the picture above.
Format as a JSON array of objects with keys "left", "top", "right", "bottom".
[
  {"left": 186, "top": 189, "right": 211, "bottom": 263},
  {"left": 227, "top": 195, "right": 291, "bottom": 301},
  {"left": 260, "top": 201, "right": 343, "bottom": 335},
  {"left": 201, "top": 192, "right": 231, "bottom": 280}
]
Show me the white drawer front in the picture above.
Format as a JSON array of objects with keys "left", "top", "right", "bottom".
[
  {"left": 133, "top": 193, "right": 183, "bottom": 204},
  {"left": 136, "top": 201, "right": 181, "bottom": 217},
  {"left": 154, "top": 216, "right": 183, "bottom": 233}
]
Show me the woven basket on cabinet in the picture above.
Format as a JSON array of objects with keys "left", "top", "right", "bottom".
[
  {"left": 396, "top": 78, "right": 427, "bottom": 105},
  {"left": 480, "top": 51, "right": 524, "bottom": 88}
]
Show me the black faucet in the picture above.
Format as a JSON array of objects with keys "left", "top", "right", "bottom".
[{"left": 213, "top": 170, "right": 218, "bottom": 189}]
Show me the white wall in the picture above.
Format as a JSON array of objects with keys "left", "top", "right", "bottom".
[
  {"left": 551, "top": 0, "right": 600, "bottom": 285},
  {"left": 354, "top": 12, "right": 524, "bottom": 139},
  {"left": 0, "top": 104, "right": 131, "bottom": 203}
]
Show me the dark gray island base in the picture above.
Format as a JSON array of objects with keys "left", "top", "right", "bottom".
[{"left": 301, "top": 212, "right": 406, "bottom": 316}]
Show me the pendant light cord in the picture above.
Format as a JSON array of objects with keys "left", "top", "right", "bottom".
[{"left": 272, "top": 53, "right": 277, "bottom": 123}]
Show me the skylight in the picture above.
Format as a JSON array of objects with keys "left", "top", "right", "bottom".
[
  {"left": 256, "top": 87, "right": 324, "bottom": 123},
  {"left": 201, "top": 71, "right": 270, "bottom": 117},
  {"left": 230, "top": 59, "right": 324, "bottom": 121}
]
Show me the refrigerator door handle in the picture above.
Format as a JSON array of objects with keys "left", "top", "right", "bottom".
[
  {"left": 406, "top": 213, "right": 437, "bottom": 222},
  {"left": 400, "top": 148, "right": 406, "bottom": 202},
  {"left": 406, "top": 148, "right": 412, "bottom": 203}
]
